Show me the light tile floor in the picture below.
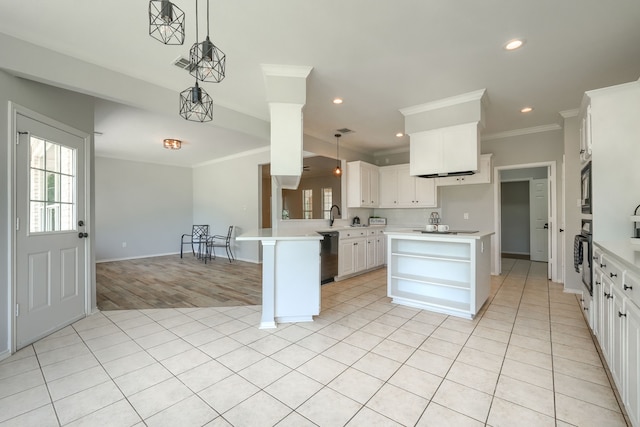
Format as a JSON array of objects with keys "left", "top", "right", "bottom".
[{"left": 0, "top": 259, "right": 630, "bottom": 426}]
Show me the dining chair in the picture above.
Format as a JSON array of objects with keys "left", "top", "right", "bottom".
[
  {"left": 180, "top": 225, "right": 209, "bottom": 258},
  {"left": 206, "top": 225, "right": 235, "bottom": 263}
]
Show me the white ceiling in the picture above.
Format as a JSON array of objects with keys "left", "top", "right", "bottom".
[{"left": 1, "top": 1, "right": 639, "bottom": 166}]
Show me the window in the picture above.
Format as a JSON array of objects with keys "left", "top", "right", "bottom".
[
  {"left": 302, "top": 189, "right": 313, "bottom": 219},
  {"left": 29, "top": 137, "right": 76, "bottom": 233},
  {"left": 322, "top": 188, "right": 333, "bottom": 220}
]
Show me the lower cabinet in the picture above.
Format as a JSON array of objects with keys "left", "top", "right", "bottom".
[
  {"left": 625, "top": 300, "right": 640, "bottom": 427},
  {"left": 591, "top": 244, "right": 640, "bottom": 427},
  {"left": 338, "top": 229, "right": 385, "bottom": 278}
]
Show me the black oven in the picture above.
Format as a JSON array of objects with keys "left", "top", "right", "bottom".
[
  {"left": 581, "top": 162, "right": 592, "bottom": 214},
  {"left": 574, "top": 220, "right": 593, "bottom": 295}
]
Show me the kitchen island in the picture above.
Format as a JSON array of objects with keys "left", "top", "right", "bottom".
[
  {"left": 384, "top": 230, "right": 493, "bottom": 319},
  {"left": 236, "top": 229, "right": 322, "bottom": 328}
]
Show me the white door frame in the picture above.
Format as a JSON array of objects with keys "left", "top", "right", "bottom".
[
  {"left": 8, "top": 102, "right": 92, "bottom": 353},
  {"left": 493, "top": 161, "right": 560, "bottom": 282}
]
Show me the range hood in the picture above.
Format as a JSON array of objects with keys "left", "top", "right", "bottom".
[{"left": 400, "top": 89, "right": 486, "bottom": 178}]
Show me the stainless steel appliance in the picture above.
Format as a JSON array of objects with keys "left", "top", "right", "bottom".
[
  {"left": 318, "top": 231, "right": 339, "bottom": 284},
  {"left": 574, "top": 219, "right": 593, "bottom": 295},
  {"left": 581, "top": 162, "right": 592, "bottom": 214}
]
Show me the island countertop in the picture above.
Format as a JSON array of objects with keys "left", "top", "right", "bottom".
[
  {"left": 384, "top": 229, "right": 494, "bottom": 239},
  {"left": 237, "top": 229, "right": 324, "bottom": 241}
]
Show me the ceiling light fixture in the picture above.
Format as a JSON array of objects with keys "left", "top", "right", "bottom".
[
  {"left": 334, "top": 133, "right": 342, "bottom": 176},
  {"left": 180, "top": 81, "right": 214, "bottom": 122},
  {"left": 333, "top": 98, "right": 343, "bottom": 104},
  {"left": 396, "top": 132, "right": 404, "bottom": 137},
  {"left": 148, "top": 1, "right": 185, "bottom": 45},
  {"left": 163, "top": 138, "right": 182, "bottom": 149},
  {"left": 190, "top": 0, "right": 226, "bottom": 83},
  {"left": 504, "top": 39, "right": 524, "bottom": 51},
  {"left": 520, "top": 106, "right": 534, "bottom": 113}
]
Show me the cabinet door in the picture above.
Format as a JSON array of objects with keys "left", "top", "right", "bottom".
[
  {"left": 593, "top": 270, "right": 603, "bottom": 339},
  {"left": 611, "top": 285, "right": 626, "bottom": 393},
  {"left": 354, "top": 238, "right": 367, "bottom": 272},
  {"left": 376, "top": 233, "right": 386, "bottom": 266},
  {"left": 397, "top": 169, "right": 416, "bottom": 207},
  {"left": 339, "top": 240, "right": 355, "bottom": 276},
  {"left": 625, "top": 300, "right": 640, "bottom": 427},
  {"left": 601, "top": 278, "right": 613, "bottom": 364},
  {"left": 414, "top": 177, "right": 436, "bottom": 207},
  {"left": 442, "top": 123, "right": 479, "bottom": 173},
  {"left": 369, "top": 167, "right": 379, "bottom": 206},
  {"left": 366, "top": 236, "right": 377, "bottom": 268},
  {"left": 360, "top": 167, "right": 371, "bottom": 206},
  {"left": 379, "top": 167, "right": 398, "bottom": 207}
]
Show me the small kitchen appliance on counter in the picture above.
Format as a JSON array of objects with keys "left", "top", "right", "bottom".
[
  {"left": 352, "top": 216, "right": 360, "bottom": 226},
  {"left": 632, "top": 204, "right": 640, "bottom": 245}
]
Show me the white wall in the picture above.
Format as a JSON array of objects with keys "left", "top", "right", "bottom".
[
  {"left": 562, "top": 115, "right": 583, "bottom": 292},
  {"left": 95, "top": 157, "right": 193, "bottom": 261},
  {"left": 192, "top": 150, "right": 271, "bottom": 263},
  {"left": 501, "top": 181, "right": 530, "bottom": 255},
  {"left": 1, "top": 72, "right": 95, "bottom": 358}
]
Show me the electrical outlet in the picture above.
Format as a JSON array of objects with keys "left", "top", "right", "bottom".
[
  {"left": 463, "top": 212, "right": 469, "bottom": 220},
  {"left": 122, "top": 242, "right": 127, "bottom": 248}
]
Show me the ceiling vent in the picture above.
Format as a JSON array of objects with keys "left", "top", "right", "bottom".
[
  {"left": 172, "top": 56, "right": 196, "bottom": 72},
  {"left": 336, "top": 128, "right": 354, "bottom": 134}
]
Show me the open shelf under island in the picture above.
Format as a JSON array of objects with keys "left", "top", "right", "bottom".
[{"left": 384, "top": 230, "right": 494, "bottom": 319}]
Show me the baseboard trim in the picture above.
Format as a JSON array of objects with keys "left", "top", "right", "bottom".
[{"left": 502, "top": 252, "right": 530, "bottom": 260}]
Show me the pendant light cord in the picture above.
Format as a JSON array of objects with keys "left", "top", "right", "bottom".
[
  {"left": 195, "top": 0, "right": 199, "bottom": 41},
  {"left": 207, "top": 0, "right": 210, "bottom": 37}
]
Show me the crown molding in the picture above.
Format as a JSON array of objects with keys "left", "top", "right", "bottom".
[
  {"left": 559, "top": 108, "right": 579, "bottom": 118},
  {"left": 481, "top": 123, "right": 562, "bottom": 141},
  {"left": 399, "top": 88, "right": 486, "bottom": 116},
  {"left": 261, "top": 64, "right": 313, "bottom": 78}
]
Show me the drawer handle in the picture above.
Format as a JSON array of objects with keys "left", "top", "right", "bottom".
[
  {"left": 595, "top": 281, "right": 601, "bottom": 286},
  {"left": 624, "top": 284, "right": 633, "bottom": 291},
  {"left": 601, "top": 263, "right": 607, "bottom": 268},
  {"left": 619, "top": 311, "right": 627, "bottom": 318},
  {"left": 593, "top": 256, "right": 598, "bottom": 260},
  {"left": 604, "top": 292, "right": 610, "bottom": 298},
  {"left": 584, "top": 307, "right": 589, "bottom": 311},
  {"left": 610, "top": 273, "right": 618, "bottom": 278}
]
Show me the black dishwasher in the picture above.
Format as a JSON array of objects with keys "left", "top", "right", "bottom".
[{"left": 318, "top": 231, "right": 339, "bottom": 284}]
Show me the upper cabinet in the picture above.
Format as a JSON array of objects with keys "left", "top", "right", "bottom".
[
  {"left": 579, "top": 99, "right": 593, "bottom": 162},
  {"left": 347, "top": 161, "right": 379, "bottom": 208},
  {"left": 379, "top": 164, "right": 437, "bottom": 208},
  {"left": 436, "top": 154, "right": 493, "bottom": 187},
  {"left": 409, "top": 122, "right": 480, "bottom": 177}
]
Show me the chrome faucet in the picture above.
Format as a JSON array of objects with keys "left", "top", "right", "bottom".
[{"left": 329, "top": 205, "right": 341, "bottom": 227}]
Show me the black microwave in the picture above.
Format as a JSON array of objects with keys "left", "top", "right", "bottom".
[{"left": 581, "top": 162, "right": 592, "bottom": 214}]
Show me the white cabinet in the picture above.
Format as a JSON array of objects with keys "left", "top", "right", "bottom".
[
  {"left": 436, "top": 154, "right": 493, "bottom": 187},
  {"left": 579, "top": 101, "right": 593, "bottom": 162},
  {"left": 347, "top": 161, "right": 379, "bottom": 208},
  {"left": 338, "top": 228, "right": 385, "bottom": 278},
  {"left": 386, "top": 232, "right": 491, "bottom": 319},
  {"left": 591, "top": 244, "right": 640, "bottom": 427},
  {"left": 625, "top": 299, "right": 640, "bottom": 427},
  {"left": 409, "top": 122, "right": 479, "bottom": 176},
  {"left": 379, "top": 164, "right": 437, "bottom": 208}
]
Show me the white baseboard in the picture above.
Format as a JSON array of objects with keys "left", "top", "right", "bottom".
[
  {"left": 0, "top": 348, "right": 10, "bottom": 362},
  {"left": 96, "top": 252, "right": 179, "bottom": 263}
]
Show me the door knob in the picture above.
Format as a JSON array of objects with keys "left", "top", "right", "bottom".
[
  {"left": 78, "top": 232, "right": 88, "bottom": 238},
  {"left": 543, "top": 223, "right": 549, "bottom": 229}
]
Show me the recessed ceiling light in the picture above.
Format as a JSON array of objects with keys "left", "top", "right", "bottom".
[
  {"left": 520, "top": 106, "right": 534, "bottom": 113},
  {"left": 505, "top": 39, "right": 524, "bottom": 51},
  {"left": 333, "top": 98, "right": 343, "bottom": 104},
  {"left": 396, "top": 132, "right": 404, "bottom": 138}
]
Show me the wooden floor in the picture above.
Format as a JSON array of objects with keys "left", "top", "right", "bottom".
[{"left": 96, "top": 254, "right": 262, "bottom": 310}]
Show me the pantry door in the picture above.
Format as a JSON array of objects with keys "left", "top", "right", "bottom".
[
  {"left": 15, "top": 113, "right": 88, "bottom": 349},
  {"left": 530, "top": 178, "right": 549, "bottom": 263}
]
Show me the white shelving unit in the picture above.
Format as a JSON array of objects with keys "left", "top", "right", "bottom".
[{"left": 386, "top": 231, "right": 492, "bottom": 319}]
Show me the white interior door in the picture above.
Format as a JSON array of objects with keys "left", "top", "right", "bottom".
[
  {"left": 530, "top": 178, "right": 549, "bottom": 263},
  {"left": 15, "top": 113, "right": 87, "bottom": 349}
]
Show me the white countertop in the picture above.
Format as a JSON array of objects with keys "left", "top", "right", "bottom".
[
  {"left": 236, "top": 229, "right": 324, "bottom": 241},
  {"left": 384, "top": 229, "right": 494, "bottom": 239},
  {"left": 595, "top": 239, "right": 640, "bottom": 272}
]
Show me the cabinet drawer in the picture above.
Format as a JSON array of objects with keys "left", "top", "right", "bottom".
[
  {"left": 624, "top": 270, "right": 640, "bottom": 309},
  {"left": 600, "top": 254, "right": 624, "bottom": 287},
  {"left": 340, "top": 229, "right": 367, "bottom": 239}
]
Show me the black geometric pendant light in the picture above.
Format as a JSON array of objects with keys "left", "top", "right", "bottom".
[
  {"left": 179, "top": 81, "right": 214, "bottom": 122},
  {"left": 333, "top": 133, "right": 342, "bottom": 176},
  {"left": 189, "top": 0, "right": 226, "bottom": 83},
  {"left": 148, "top": 1, "right": 185, "bottom": 45}
]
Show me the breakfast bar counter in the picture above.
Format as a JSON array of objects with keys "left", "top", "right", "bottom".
[
  {"left": 237, "top": 229, "right": 323, "bottom": 328},
  {"left": 384, "top": 230, "right": 494, "bottom": 319}
]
